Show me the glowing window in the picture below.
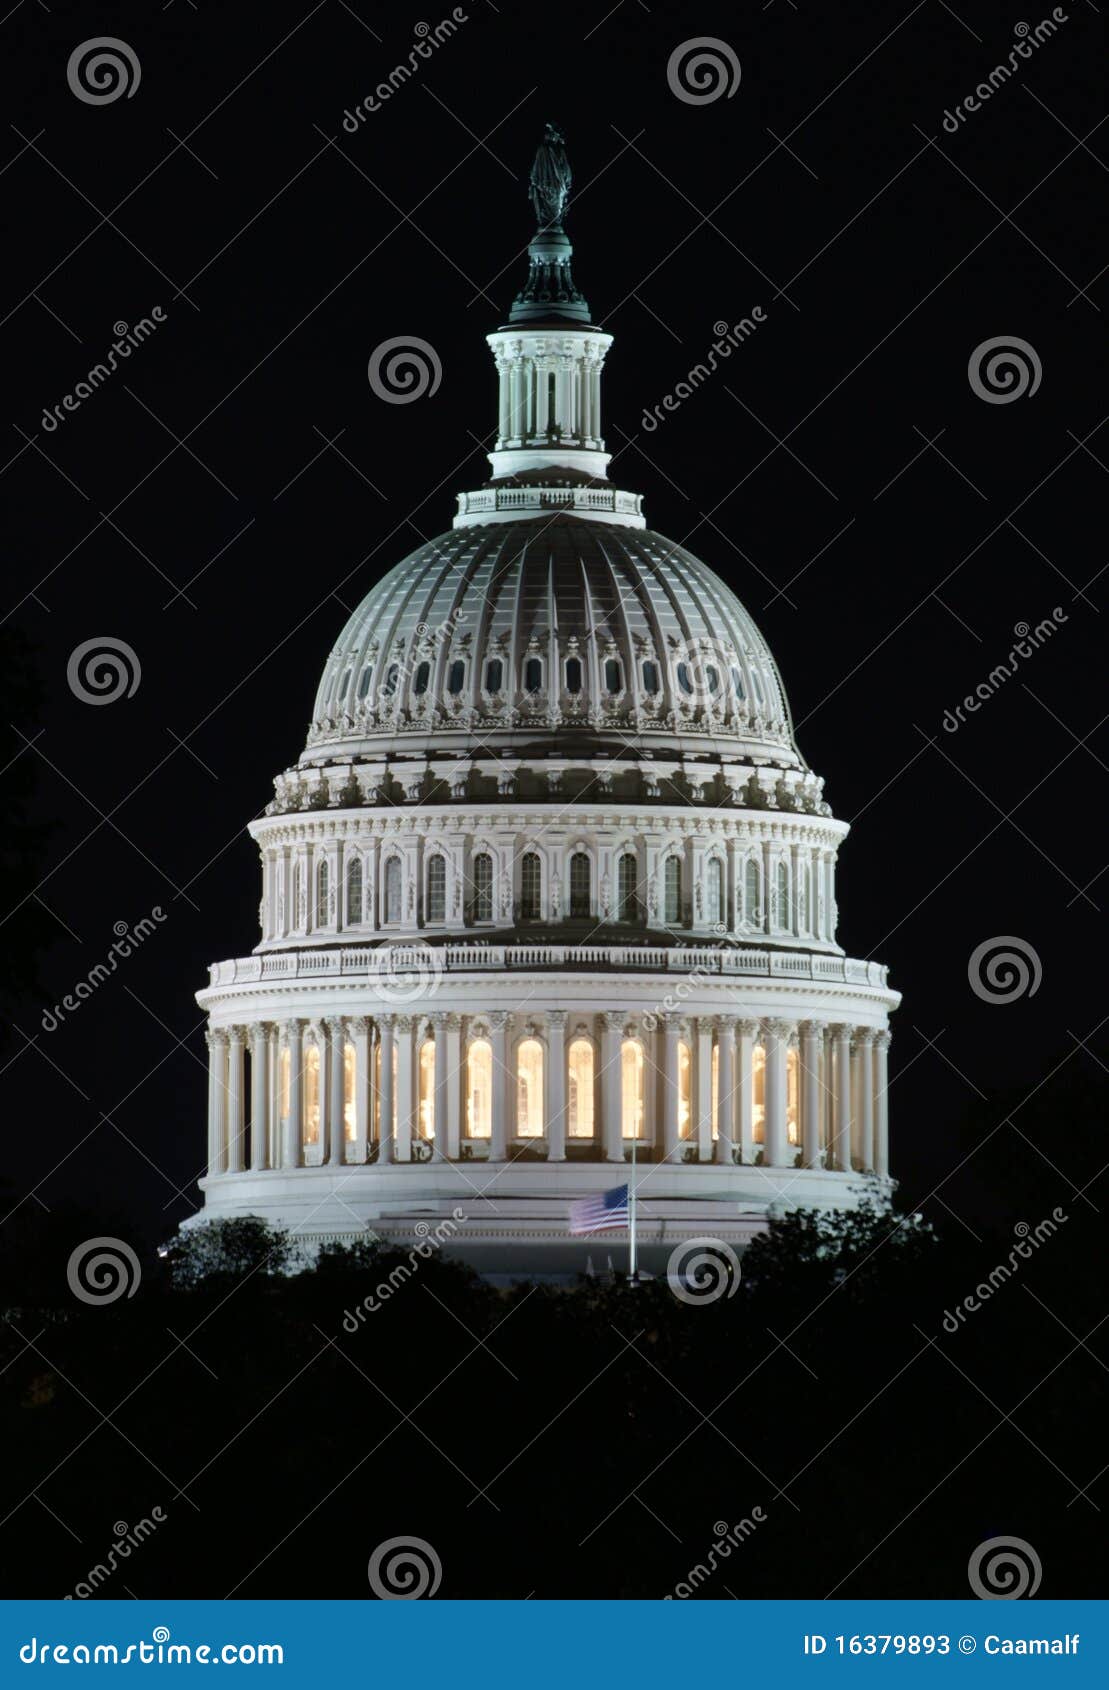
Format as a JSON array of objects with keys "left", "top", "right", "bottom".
[
  {"left": 373, "top": 1040, "right": 398, "bottom": 1138},
  {"left": 384, "top": 858, "right": 402, "bottom": 923},
  {"left": 347, "top": 857, "right": 363, "bottom": 925},
  {"left": 678, "top": 1039, "right": 692, "bottom": 1139},
  {"left": 467, "top": 1038, "right": 492, "bottom": 1138},
  {"left": 787, "top": 1044, "right": 800, "bottom": 1147},
  {"left": 520, "top": 852, "right": 541, "bottom": 920},
  {"left": 418, "top": 1039, "right": 435, "bottom": 1140},
  {"left": 516, "top": 1037, "right": 544, "bottom": 1137},
  {"left": 427, "top": 855, "right": 446, "bottom": 922},
  {"left": 618, "top": 852, "right": 638, "bottom": 922},
  {"left": 621, "top": 1039, "right": 645, "bottom": 1138},
  {"left": 664, "top": 856, "right": 681, "bottom": 924},
  {"left": 472, "top": 852, "right": 493, "bottom": 921},
  {"left": 413, "top": 660, "right": 430, "bottom": 696},
  {"left": 304, "top": 1043, "right": 320, "bottom": 1146},
  {"left": 565, "top": 657, "right": 583, "bottom": 694},
  {"left": 316, "top": 859, "right": 329, "bottom": 928},
  {"left": 569, "top": 851, "right": 590, "bottom": 916},
  {"left": 344, "top": 1042, "right": 357, "bottom": 1142},
  {"left": 753, "top": 1044, "right": 766, "bottom": 1144},
  {"left": 567, "top": 1038, "right": 594, "bottom": 1137}
]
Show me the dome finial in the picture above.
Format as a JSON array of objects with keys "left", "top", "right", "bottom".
[{"left": 509, "top": 124, "right": 591, "bottom": 326}]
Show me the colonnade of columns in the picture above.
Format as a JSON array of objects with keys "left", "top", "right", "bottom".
[{"left": 204, "top": 1013, "right": 890, "bottom": 1183}]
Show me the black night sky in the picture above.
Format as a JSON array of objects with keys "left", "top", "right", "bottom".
[{"left": 0, "top": 0, "right": 1106, "bottom": 1601}]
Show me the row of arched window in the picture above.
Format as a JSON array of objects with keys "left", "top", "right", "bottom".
[
  {"left": 333, "top": 652, "right": 771, "bottom": 711},
  {"left": 288, "top": 846, "right": 825, "bottom": 933}
]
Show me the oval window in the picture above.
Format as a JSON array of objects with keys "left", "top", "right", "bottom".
[{"left": 676, "top": 662, "right": 693, "bottom": 695}]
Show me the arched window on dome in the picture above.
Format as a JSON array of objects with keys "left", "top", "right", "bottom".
[
  {"left": 384, "top": 857, "right": 402, "bottom": 924},
  {"left": 567, "top": 1038, "right": 594, "bottom": 1138},
  {"left": 484, "top": 658, "right": 503, "bottom": 694},
  {"left": 678, "top": 1039, "right": 692, "bottom": 1138},
  {"left": 520, "top": 852, "right": 541, "bottom": 921},
  {"left": 357, "top": 665, "right": 373, "bottom": 700},
  {"left": 676, "top": 661, "right": 694, "bottom": 696},
  {"left": 523, "top": 656, "right": 543, "bottom": 695},
  {"left": 418, "top": 1038, "right": 435, "bottom": 1142},
  {"left": 752, "top": 670, "right": 765, "bottom": 709},
  {"left": 426, "top": 855, "right": 446, "bottom": 923},
  {"left": 466, "top": 1038, "right": 492, "bottom": 1138},
  {"left": 447, "top": 659, "right": 466, "bottom": 696},
  {"left": 338, "top": 669, "right": 351, "bottom": 700},
  {"left": 413, "top": 660, "right": 430, "bottom": 696},
  {"left": 304, "top": 1042, "right": 320, "bottom": 1147},
  {"left": 775, "top": 861, "right": 790, "bottom": 931},
  {"left": 745, "top": 857, "right": 761, "bottom": 926},
  {"left": 516, "top": 1038, "right": 544, "bottom": 1137},
  {"left": 569, "top": 851, "right": 591, "bottom": 916},
  {"left": 663, "top": 856, "right": 681, "bottom": 925},
  {"left": 730, "top": 665, "right": 745, "bottom": 701},
  {"left": 621, "top": 1038, "right": 645, "bottom": 1139},
  {"left": 604, "top": 658, "right": 622, "bottom": 695},
  {"left": 642, "top": 659, "right": 661, "bottom": 695},
  {"left": 707, "top": 857, "right": 725, "bottom": 927},
  {"left": 316, "top": 858, "right": 330, "bottom": 928},
  {"left": 565, "top": 657, "right": 583, "bottom": 695},
  {"left": 618, "top": 852, "right": 638, "bottom": 922},
  {"left": 343, "top": 1040, "right": 357, "bottom": 1143},
  {"left": 347, "top": 856, "right": 363, "bottom": 926},
  {"left": 471, "top": 852, "right": 493, "bottom": 922}
]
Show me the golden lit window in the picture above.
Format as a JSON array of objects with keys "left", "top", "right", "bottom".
[
  {"left": 516, "top": 1037, "right": 544, "bottom": 1136},
  {"left": 304, "top": 1043, "right": 320, "bottom": 1145},
  {"left": 752, "top": 1043, "right": 766, "bottom": 1144},
  {"left": 678, "top": 1039, "right": 692, "bottom": 1138},
  {"left": 621, "top": 1038, "right": 645, "bottom": 1138},
  {"left": 787, "top": 1043, "right": 799, "bottom": 1146},
  {"left": 567, "top": 1037, "right": 594, "bottom": 1137},
  {"left": 373, "top": 1040, "right": 398, "bottom": 1138},
  {"left": 280, "top": 1046, "right": 290, "bottom": 1119},
  {"left": 418, "top": 1039, "right": 436, "bottom": 1139},
  {"left": 467, "top": 1038, "right": 492, "bottom": 1137},
  {"left": 344, "top": 1042, "right": 357, "bottom": 1142}
]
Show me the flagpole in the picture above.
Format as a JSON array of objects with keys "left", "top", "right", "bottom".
[{"left": 629, "top": 1126, "right": 638, "bottom": 1282}]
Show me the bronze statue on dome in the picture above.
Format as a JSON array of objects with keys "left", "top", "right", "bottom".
[{"left": 529, "top": 123, "right": 571, "bottom": 231}]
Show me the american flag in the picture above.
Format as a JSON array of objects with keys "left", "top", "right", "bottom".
[{"left": 569, "top": 1185, "right": 629, "bottom": 1236}]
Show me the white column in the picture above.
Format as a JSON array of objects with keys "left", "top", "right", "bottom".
[
  {"left": 394, "top": 1016, "right": 414, "bottom": 1161},
  {"left": 694, "top": 1017, "right": 713, "bottom": 1163},
  {"left": 830, "top": 1023, "right": 852, "bottom": 1172},
  {"left": 661, "top": 1014, "right": 681, "bottom": 1163},
  {"left": 547, "top": 1010, "right": 566, "bottom": 1162},
  {"left": 855, "top": 1030, "right": 874, "bottom": 1173},
  {"left": 874, "top": 1031, "right": 891, "bottom": 1179},
  {"left": 349, "top": 1016, "right": 369, "bottom": 1163},
  {"left": 284, "top": 1020, "right": 303, "bottom": 1169},
  {"left": 227, "top": 1027, "right": 245, "bottom": 1174},
  {"left": 800, "top": 1020, "right": 822, "bottom": 1170},
  {"left": 602, "top": 1011, "right": 624, "bottom": 1163},
  {"left": 714, "top": 1016, "right": 735, "bottom": 1164},
  {"left": 489, "top": 1012, "right": 509, "bottom": 1161},
  {"left": 432, "top": 1013, "right": 449, "bottom": 1160},
  {"left": 326, "top": 1016, "right": 345, "bottom": 1166},
  {"left": 536, "top": 359, "right": 549, "bottom": 436},
  {"left": 764, "top": 1018, "right": 790, "bottom": 1168},
  {"left": 377, "top": 1017, "right": 395, "bottom": 1163},
  {"left": 250, "top": 1023, "right": 268, "bottom": 1172},
  {"left": 737, "top": 1018, "right": 758, "bottom": 1164},
  {"left": 205, "top": 1030, "right": 224, "bottom": 1177}
]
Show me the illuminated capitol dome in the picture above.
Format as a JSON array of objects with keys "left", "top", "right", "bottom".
[{"left": 196, "top": 127, "right": 899, "bottom": 1270}]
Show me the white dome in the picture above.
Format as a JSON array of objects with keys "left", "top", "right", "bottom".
[{"left": 306, "top": 516, "right": 802, "bottom": 770}]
